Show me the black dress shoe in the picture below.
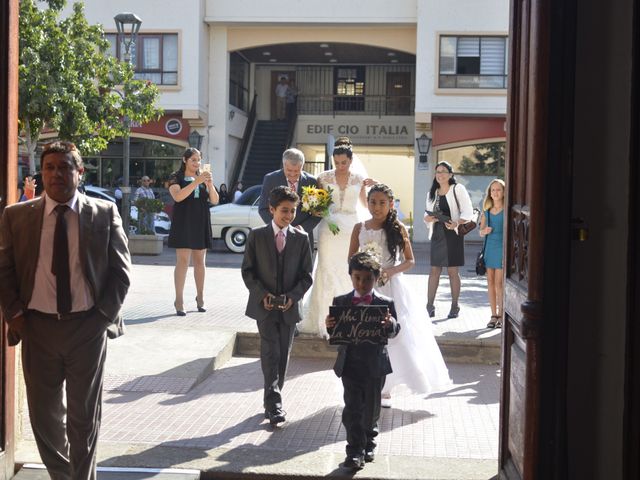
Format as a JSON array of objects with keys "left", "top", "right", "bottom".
[
  {"left": 426, "top": 304, "right": 435, "bottom": 318},
  {"left": 364, "top": 450, "right": 375, "bottom": 463},
  {"left": 447, "top": 305, "right": 460, "bottom": 318},
  {"left": 267, "top": 408, "right": 286, "bottom": 425},
  {"left": 195, "top": 297, "right": 206, "bottom": 312},
  {"left": 174, "top": 302, "right": 186, "bottom": 316},
  {"left": 344, "top": 455, "right": 364, "bottom": 470}
]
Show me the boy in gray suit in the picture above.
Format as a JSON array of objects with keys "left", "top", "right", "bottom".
[
  {"left": 325, "top": 252, "right": 400, "bottom": 470},
  {"left": 242, "top": 186, "right": 313, "bottom": 425}
]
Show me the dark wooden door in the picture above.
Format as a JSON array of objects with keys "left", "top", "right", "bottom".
[
  {"left": 386, "top": 72, "right": 411, "bottom": 115},
  {"left": 499, "top": 0, "right": 576, "bottom": 478},
  {"left": 0, "top": 0, "right": 18, "bottom": 477}
]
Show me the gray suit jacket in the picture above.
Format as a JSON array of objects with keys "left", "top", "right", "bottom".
[
  {"left": 0, "top": 194, "right": 132, "bottom": 345},
  {"left": 241, "top": 223, "right": 313, "bottom": 325},
  {"left": 258, "top": 169, "right": 322, "bottom": 247},
  {"left": 331, "top": 291, "right": 400, "bottom": 378}
]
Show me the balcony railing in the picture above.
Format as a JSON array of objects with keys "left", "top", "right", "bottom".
[{"left": 296, "top": 95, "right": 415, "bottom": 117}]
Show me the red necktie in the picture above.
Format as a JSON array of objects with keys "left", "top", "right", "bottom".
[
  {"left": 352, "top": 294, "right": 372, "bottom": 305},
  {"left": 288, "top": 181, "right": 296, "bottom": 191},
  {"left": 52, "top": 204, "right": 72, "bottom": 314},
  {"left": 276, "top": 230, "right": 285, "bottom": 253}
]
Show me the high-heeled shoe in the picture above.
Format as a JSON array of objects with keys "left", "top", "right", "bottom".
[
  {"left": 426, "top": 304, "right": 435, "bottom": 318},
  {"left": 195, "top": 297, "right": 206, "bottom": 313},
  {"left": 447, "top": 305, "right": 460, "bottom": 318},
  {"left": 174, "top": 302, "right": 186, "bottom": 316}
]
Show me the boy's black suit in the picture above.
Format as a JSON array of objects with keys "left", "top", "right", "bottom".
[
  {"left": 242, "top": 223, "right": 313, "bottom": 415},
  {"left": 329, "top": 291, "right": 400, "bottom": 458}
]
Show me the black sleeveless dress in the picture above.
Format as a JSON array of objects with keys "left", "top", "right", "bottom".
[
  {"left": 167, "top": 172, "right": 213, "bottom": 249},
  {"left": 430, "top": 194, "right": 464, "bottom": 267}
]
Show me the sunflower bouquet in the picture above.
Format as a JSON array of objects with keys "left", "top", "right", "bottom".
[{"left": 300, "top": 185, "right": 340, "bottom": 235}]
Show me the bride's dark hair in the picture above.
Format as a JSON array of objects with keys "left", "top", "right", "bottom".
[
  {"left": 368, "top": 184, "right": 405, "bottom": 261},
  {"left": 334, "top": 136, "right": 352, "bottom": 147},
  {"left": 333, "top": 136, "right": 353, "bottom": 159}
]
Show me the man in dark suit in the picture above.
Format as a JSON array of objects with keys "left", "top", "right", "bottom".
[
  {"left": 326, "top": 251, "right": 400, "bottom": 470},
  {"left": 242, "top": 186, "right": 313, "bottom": 425},
  {"left": 0, "top": 141, "right": 131, "bottom": 480},
  {"left": 258, "top": 148, "right": 322, "bottom": 249}
]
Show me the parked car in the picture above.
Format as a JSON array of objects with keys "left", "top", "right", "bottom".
[
  {"left": 83, "top": 185, "right": 116, "bottom": 203},
  {"left": 83, "top": 185, "right": 171, "bottom": 237},
  {"left": 210, "top": 184, "right": 263, "bottom": 252}
]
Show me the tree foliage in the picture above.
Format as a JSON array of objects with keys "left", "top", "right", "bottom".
[{"left": 19, "top": 0, "right": 163, "bottom": 171}]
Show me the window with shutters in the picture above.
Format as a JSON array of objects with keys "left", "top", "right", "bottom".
[{"left": 439, "top": 35, "right": 507, "bottom": 89}]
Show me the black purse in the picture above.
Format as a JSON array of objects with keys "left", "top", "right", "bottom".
[{"left": 475, "top": 210, "right": 489, "bottom": 276}]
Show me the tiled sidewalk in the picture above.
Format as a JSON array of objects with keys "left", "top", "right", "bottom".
[
  {"left": 22, "top": 357, "right": 499, "bottom": 461},
  {"left": 17, "top": 242, "right": 501, "bottom": 478}
]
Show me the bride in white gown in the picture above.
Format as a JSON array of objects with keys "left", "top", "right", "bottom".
[
  {"left": 298, "top": 139, "right": 373, "bottom": 336},
  {"left": 349, "top": 184, "right": 451, "bottom": 401}
]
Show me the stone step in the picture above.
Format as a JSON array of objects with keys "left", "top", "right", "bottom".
[
  {"left": 13, "top": 465, "right": 200, "bottom": 480},
  {"left": 235, "top": 332, "right": 501, "bottom": 365}
]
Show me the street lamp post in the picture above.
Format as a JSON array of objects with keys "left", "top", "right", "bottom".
[{"left": 114, "top": 12, "right": 142, "bottom": 236}]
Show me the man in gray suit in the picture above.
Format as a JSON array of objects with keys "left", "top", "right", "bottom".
[
  {"left": 0, "top": 141, "right": 131, "bottom": 480},
  {"left": 258, "top": 148, "right": 322, "bottom": 249},
  {"left": 242, "top": 186, "right": 313, "bottom": 425}
]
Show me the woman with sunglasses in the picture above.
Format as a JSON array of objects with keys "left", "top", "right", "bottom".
[{"left": 423, "top": 161, "right": 474, "bottom": 319}]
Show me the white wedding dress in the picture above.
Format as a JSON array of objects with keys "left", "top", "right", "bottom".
[
  {"left": 358, "top": 223, "right": 451, "bottom": 396},
  {"left": 299, "top": 170, "right": 367, "bottom": 336}
]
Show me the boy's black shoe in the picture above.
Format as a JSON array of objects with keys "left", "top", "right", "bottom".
[
  {"left": 344, "top": 455, "right": 365, "bottom": 470},
  {"left": 364, "top": 450, "right": 375, "bottom": 462},
  {"left": 267, "top": 408, "right": 286, "bottom": 426}
]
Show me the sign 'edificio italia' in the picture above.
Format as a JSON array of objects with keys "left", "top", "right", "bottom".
[{"left": 297, "top": 115, "right": 414, "bottom": 145}]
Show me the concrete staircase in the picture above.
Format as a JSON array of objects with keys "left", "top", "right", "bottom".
[{"left": 241, "top": 120, "right": 289, "bottom": 187}]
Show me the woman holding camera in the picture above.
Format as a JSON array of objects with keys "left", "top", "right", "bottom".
[
  {"left": 423, "top": 161, "right": 474, "bottom": 319},
  {"left": 168, "top": 148, "right": 219, "bottom": 315}
]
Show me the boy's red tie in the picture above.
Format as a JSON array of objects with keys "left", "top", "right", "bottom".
[{"left": 351, "top": 294, "right": 372, "bottom": 305}]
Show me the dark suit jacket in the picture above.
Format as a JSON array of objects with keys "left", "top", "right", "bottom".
[
  {"left": 241, "top": 223, "right": 313, "bottom": 326},
  {"left": 258, "top": 169, "right": 322, "bottom": 247},
  {"left": 330, "top": 291, "right": 400, "bottom": 378},
  {"left": 0, "top": 194, "right": 132, "bottom": 345}
]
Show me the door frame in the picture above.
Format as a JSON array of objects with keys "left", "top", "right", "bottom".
[
  {"left": 0, "top": 0, "right": 19, "bottom": 476},
  {"left": 624, "top": 1, "right": 640, "bottom": 477}
]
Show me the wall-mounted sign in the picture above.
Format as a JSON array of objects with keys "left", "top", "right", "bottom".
[
  {"left": 297, "top": 115, "right": 413, "bottom": 145},
  {"left": 165, "top": 118, "right": 183, "bottom": 135}
]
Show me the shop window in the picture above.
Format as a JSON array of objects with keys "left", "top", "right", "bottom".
[
  {"left": 437, "top": 141, "right": 506, "bottom": 208},
  {"left": 107, "top": 33, "right": 178, "bottom": 86},
  {"left": 439, "top": 36, "right": 507, "bottom": 89}
]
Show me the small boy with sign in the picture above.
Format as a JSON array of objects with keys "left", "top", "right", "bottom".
[{"left": 325, "top": 251, "right": 400, "bottom": 470}]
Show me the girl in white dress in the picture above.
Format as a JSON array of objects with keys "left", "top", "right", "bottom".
[
  {"left": 348, "top": 184, "right": 451, "bottom": 406},
  {"left": 298, "top": 141, "right": 373, "bottom": 336}
]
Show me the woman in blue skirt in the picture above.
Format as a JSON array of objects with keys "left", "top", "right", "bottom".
[{"left": 479, "top": 179, "right": 505, "bottom": 328}]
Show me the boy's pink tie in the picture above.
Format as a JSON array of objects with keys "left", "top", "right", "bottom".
[{"left": 276, "top": 231, "right": 285, "bottom": 253}]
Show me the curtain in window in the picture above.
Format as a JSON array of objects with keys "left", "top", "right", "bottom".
[
  {"left": 143, "top": 38, "right": 160, "bottom": 69},
  {"left": 440, "top": 37, "right": 457, "bottom": 74},
  {"left": 480, "top": 37, "right": 506, "bottom": 75},
  {"left": 458, "top": 37, "right": 480, "bottom": 57}
]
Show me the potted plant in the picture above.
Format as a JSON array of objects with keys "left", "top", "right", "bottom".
[{"left": 128, "top": 197, "right": 165, "bottom": 255}]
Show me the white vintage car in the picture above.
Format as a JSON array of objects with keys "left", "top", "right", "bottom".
[{"left": 210, "top": 184, "right": 264, "bottom": 252}]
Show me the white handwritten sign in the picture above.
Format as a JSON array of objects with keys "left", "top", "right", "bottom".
[{"left": 328, "top": 305, "right": 389, "bottom": 346}]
